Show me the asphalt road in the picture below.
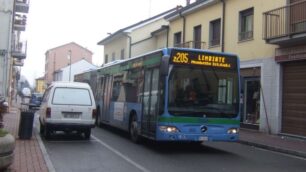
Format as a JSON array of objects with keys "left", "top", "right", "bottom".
[{"left": 42, "top": 126, "right": 306, "bottom": 172}]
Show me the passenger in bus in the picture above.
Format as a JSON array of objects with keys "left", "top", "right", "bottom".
[{"left": 184, "top": 85, "right": 198, "bottom": 104}]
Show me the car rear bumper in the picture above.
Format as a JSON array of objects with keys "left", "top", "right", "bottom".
[{"left": 45, "top": 122, "right": 95, "bottom": 131}]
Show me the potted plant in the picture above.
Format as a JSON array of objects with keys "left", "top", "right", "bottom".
[{"left": 0, "top": 96, "right": 15, "bottom": 170}]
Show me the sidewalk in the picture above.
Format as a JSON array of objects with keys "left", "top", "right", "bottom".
[
  {"left": 239, "top": 128, "right": 306, "bottom": 158},
  {"left": 2, "top": 107, "right": 306, "bottom": 172},
  {"left": 3, "top": 107, "right": 49, "bottom": 172}
]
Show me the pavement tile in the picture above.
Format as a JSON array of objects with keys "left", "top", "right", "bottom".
[{"left": 3, "top": 108, "right": 49, "bottom": 172}]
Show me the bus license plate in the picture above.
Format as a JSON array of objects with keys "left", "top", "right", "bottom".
[{"left": 199, "top": 136, "right": 208, "bottom": 141}]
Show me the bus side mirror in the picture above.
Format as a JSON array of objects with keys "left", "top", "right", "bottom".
[{"left": 161, "top": 55, "right": 170, "bottom": 76}]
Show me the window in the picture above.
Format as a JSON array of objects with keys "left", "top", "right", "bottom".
[
  {"left": 193, "top": 25, "right": 202, "bottom": 49},
  {"left": 174, "top": 32, "right": 182, "bottom": 47},
  {"left": 239, "top": 8, "right": 254, "bottom": 41},
  {"left": 52, "top": 88, "right": 92, "bottom": 105},
  {"left": 105, "top": 54, "right": 108, "bottom": 64},
  {"left": 120, "top": 49, "right": 125, "bottom": 60},
  {"left": 210, "top": 19, "right": 221, "bottom": 46},
  {"left": 112, "top": 52, "right": 116, "bottom": 61}
]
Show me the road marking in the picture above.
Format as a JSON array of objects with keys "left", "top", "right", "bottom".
[{"left": 91, "top": 135, "right": 150, "bottom": 172}]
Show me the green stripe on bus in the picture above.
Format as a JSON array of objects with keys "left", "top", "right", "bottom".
[{"left": 158, "top": 117, "right": 239, "bottom": 125}]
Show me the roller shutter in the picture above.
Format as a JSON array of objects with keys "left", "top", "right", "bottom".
[{"left": 282, "top": 60, "right": 306, "bottom": 137}]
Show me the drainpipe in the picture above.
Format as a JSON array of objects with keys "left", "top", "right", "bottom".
[
  {"left": 179, "top": 12, "right": 186, "bottom": 44},
  {"left": 166, "top": 26, "right": 169, "bottom": 47},
  {"left": 221, "top": 0, "right": 226, "bottom": 52}
]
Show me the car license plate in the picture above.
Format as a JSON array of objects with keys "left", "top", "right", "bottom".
[
  {"left": 63, "top": 112, "right": 80, "bottom": 118},
  {"left": 199, "top": 136, "right": 208, "bottom": 141}
]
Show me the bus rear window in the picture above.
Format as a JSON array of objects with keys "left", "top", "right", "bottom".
[{"left": 52, "top": 88, "right": 92, "bottom": 106}]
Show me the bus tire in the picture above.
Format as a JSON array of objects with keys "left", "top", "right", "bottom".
[{"left": 129, "top": 114, "right": 141, "bottom": 143}]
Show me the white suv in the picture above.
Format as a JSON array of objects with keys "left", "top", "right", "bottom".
[{"left": 38, "top": 82, "right": 96, "bottom": 139}]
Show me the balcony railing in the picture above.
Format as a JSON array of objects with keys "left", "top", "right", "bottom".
[
  {"left": 11, "top": 41, "right": 27, "bottom": 59},
  {"left": 14, "top": 14, "right": 27, "bottom": 31},
  {"left": 15, "top": 0, "right": 30, "bottom": 13},
  {"left": 174, "top": 41, "right": 206, "bottom": 49},
  {"left": 263, "top": 0, "right": 306, "bottom": 40}
]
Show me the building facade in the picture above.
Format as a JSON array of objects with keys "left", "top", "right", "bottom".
[
  {"left": 164, "top": 0, "right": 286, "bottom": 135},
  {"left": 35, "top": 77, "right": 45, "bottom": 94},
  {"left": 263, "top": 0, "right": 306, "bottom": 137},
  {"left": 0, "top": 0, "right": 29, "bottom": 105},
  {"left": 44, "top": 42, "right": 93, "bottom": 86},
  {"left": 97, "top": 7, "right": 179, "bottom": 64},
  {"left": 53, "top": 59, "right": 98, "bottom": 82}
]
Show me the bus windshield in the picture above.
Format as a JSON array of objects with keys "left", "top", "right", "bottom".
[{"left": 168, "top": 66, "right": 239, "bottom": 118}]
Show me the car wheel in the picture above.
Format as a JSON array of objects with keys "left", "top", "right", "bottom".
[
  {"left": 84, "top": 129, "right": 91, "bottom": 140},
  {"left": 44, "top": 126, "right": 51, "bottom": 140},
  {"left": 129, "top": 115, "right": 141, "bottom": 143},
  {"left": 39, "top": 122, "right": 44, "bottom": 135}
]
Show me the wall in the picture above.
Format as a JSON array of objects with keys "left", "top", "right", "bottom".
[
  {"left": 45, "top": 43, "right": 93, "bottom": 85},
  {"left": 104, "top": 36, "right": 129, "bottom": 61},
  {"left": 0, "top": 0, "right": 14, "bottom": 96},
  {"left": 60, "top": 60, "right": 97, "bottom": 82}
]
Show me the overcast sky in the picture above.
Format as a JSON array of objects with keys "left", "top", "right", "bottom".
[{"left": 22, "top": 0, "right": 188, "bottom": 85}]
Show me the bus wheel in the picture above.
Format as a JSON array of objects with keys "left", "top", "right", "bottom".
[{"left": 129, "top": 115, "right": 140, "bottom": 143}]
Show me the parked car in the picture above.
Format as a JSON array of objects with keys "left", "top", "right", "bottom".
[
  {"left": 29, "top": 93, "right": 43, "bottom": 110},
  {"left": 38, "top": 82, "right": 96, "bottom": 139}
]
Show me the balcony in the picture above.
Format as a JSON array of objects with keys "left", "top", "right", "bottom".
[
  {"left": 15, "top": 0, "right": 29, "bottom": 13},
  {"left": 263, "top": 0, "right": 306, "bottom": 46},
  {"left": 13, "top": 59, "right": 24, "bottom": 66},
  {"left": 174, "top": 41, "right": 206, "bottom": 49},
  {"left": 14, "top": 14, "right": 27, "bottom": 31},
  {"left": 11, "top": 41, "right": 27, "bottom": 59}
]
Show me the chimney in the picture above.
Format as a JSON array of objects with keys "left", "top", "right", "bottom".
[{"left": 186, "top": 0, "right": 191, "bottom": 6}]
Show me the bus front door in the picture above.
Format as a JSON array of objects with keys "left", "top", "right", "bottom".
[{"left": 142, "top": 68, "right": 159, "bottom": 137}]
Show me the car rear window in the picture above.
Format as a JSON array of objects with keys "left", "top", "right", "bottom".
[{"left": 52, "top": 87, "right": 92, "bottom": 106}]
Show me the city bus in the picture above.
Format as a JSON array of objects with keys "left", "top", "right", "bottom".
[{"left": 75, "top": 48, "right": 240, "bottom": 143}]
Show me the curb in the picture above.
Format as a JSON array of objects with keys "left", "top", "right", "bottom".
[
  {"left": 238, "top": 140, "right": 306, "bottom": 159},
  {"left": 33, "top": 114, "right": 56, "bottom": 172}
]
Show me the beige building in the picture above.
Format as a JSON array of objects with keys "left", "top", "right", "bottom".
[
  {"left": 44, "top": 42, "right": 93, "bottom": 86},
  {"left": 35, "top": 77, "right": 45, "bottom": 94},
  {"left": 97, "top": 7, "right": 179, "bottom": 64},
  {"left": 166, "top": 0, "right": 306, "bottom": 137},
  {"left": 262, "top": 0, "right": 306, "bottom": 137}
]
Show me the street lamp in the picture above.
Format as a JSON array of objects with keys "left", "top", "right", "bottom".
[{"left": 67, "top": 50, "right": 72, "bottom": 81}]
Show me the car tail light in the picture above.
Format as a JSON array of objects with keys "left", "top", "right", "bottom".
[
  {"left": 92, "top": 109, "right": 97, "bottom": 119},
  {"left": 46, "top": 107, "right": 51, "bottom": 118}
]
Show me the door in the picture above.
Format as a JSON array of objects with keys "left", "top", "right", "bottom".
[
  {"left": 141, "top": 68, "right": 160, "bottom": 136},
  {"left": 242, "top": 78, "right": 260, "bottom": 125},
  {"left": 101, "top": 76, "right": 112, "bottom": 122}
]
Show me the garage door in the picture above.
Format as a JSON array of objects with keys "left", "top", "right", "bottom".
[{"left": 282, "top": 60, "right": 306, "bottom": 137}]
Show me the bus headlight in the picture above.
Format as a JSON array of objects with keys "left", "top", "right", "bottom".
[
  {"left": 159, "top": 126, "right": 180, "bottom": 133},
  {"left": 227, "top": 128, "right": 239, "bottom": 134}
]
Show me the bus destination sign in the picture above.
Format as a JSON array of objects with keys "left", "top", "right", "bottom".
[{"left": 170, "top": 50, "right": 237, "bottom": 69}]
